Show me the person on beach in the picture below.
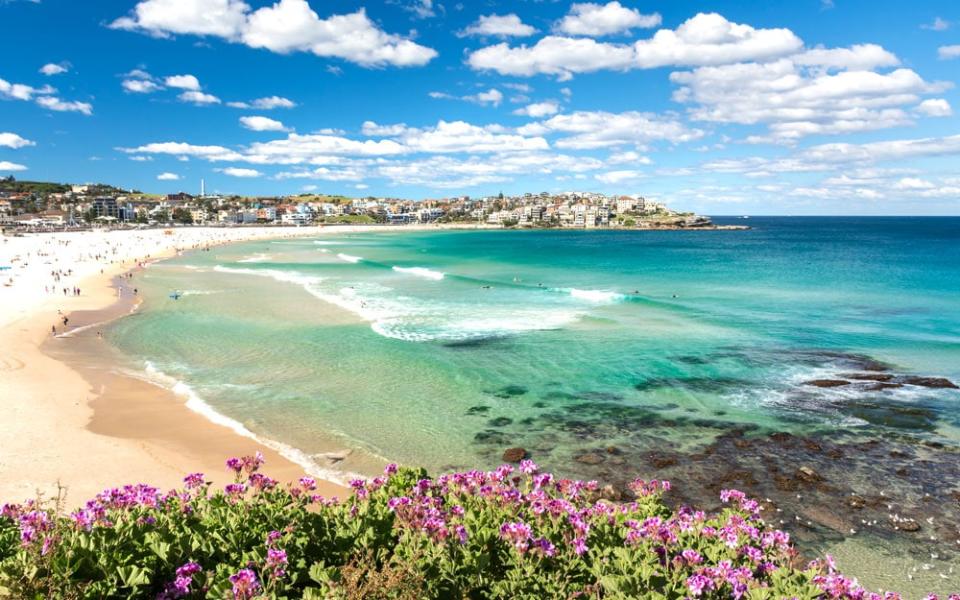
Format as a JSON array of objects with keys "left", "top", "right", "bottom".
[{"left": 51, "top": 325, "right": 56, "bottom": 336}]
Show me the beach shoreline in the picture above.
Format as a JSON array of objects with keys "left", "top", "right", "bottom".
[{"left": 0, "top": 224, "right": 471, "bottom": 506}]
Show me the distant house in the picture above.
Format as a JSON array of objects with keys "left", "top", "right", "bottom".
[{"left": 166, "top": 192, "right": 194, "bottom": 205}]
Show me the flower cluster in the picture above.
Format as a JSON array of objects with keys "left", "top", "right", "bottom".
[{"left": 0, "top": 454, "right": 953, "bottom": 599}]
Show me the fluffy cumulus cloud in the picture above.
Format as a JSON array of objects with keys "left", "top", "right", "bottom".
[
  {"left": 459, "top": 14, "right": 537, "bottom": 38},
  {"left": 179, "top": 90, "right": 221, "bottom": 105},
  {"left": 595, "top": 169, "right": 646, "bottom": 184},
  {"left": 239, "top": 115, "right": 289, "bottom": 131},
  {"left": 123, "top": 79, "right": 163, "bottom": 93},
  {"left": 521, "top": 110, "right": 702, "bottom": 149},
  {"left": 513, "top": 101, "right": 560, "bottom": 117},
  {"left": 164, "top": 74, "right": 201, "bottom": 90},
  {"left": 0, "top": 132, "right": 35, "bottom": 149},
  {"left": 111, "top": 0, "right": 436, "bottom": 67},
  {"left": 670, "top": 52, "right": 948, "bottom": 142},
  {"left": 1, "top": 76, "right": 91, "bottom": 114},
  {"left": 227, "top": 96, "right": 296, "bottom": 109},
  {"left": 939, "top": 45, "right": 960, "bottom": 60},
  {"left": 36, "top": 96, "right": 93, "bottom": 115},
  {"left": 156, "top": 172, "right": 181, "bottom": 180},
  {"left": 468, "top": 13, "right": 802, "bottom": 79},
  {"left": 430, "top": 88, "right": 504, "bottom": 107},
  {"left": 218, "top": 166, "right": 263, "bottom": 177},
  {"left": 555, "top": 2, "right": 661, "bottom": 37},
  {"left": 916, "top": 98, "right": 952, "bottom": 117},
  {"left": 0, "top": 161, "right": 28, "bottom": 172},
  {"left": 39, "top": 62, "right": 69, "bottom": 76}
]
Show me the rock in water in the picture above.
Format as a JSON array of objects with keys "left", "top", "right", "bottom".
[
  {"left": 900, "top": 376, "right": 958, "bottom": 389},
  {"left": 804, "top": 379, "right": 851, "bottom": 388},
  {"left": 502, "top": 447, "right": 527, "bottom": 462},
  {"left": 574, "top": 452, "right": 605, "bottom": 465},
  {"left": 797, "top": 466, "right": 822, "bottom": 482}
]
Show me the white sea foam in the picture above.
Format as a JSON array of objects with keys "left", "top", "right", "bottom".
[
  {"left": 139, "top": 361, "right": 361, "bottom": 485},
  {"left": 212, "top": 264, "right": 578, "bottom": 342},
  {"left": 214, "top": 265, "right": 324, "bottom": 288},
  {"left": 567, "top": 288, "right": 624, "bottom": 303},
  {"left": 314, "top": 241, "right": 345, "bottom": 246},
  {"left": 392, "top": 266, "right": 445, "bottom": 281},
  {"left": 337, "top": 253, "right": 362, "bottom": 263}
]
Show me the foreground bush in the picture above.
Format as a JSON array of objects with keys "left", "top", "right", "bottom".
[{"left": 0, "top": 455, "right": 953, "bottom": 599}]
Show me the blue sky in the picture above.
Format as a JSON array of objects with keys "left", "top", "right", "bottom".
[{"left": 1, "top": 0, "right": 958, "bottom": 214}]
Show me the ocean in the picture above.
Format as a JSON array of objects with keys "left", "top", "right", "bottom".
[{"left": 106, "top": 217, "right": 960, "bottom": 593}]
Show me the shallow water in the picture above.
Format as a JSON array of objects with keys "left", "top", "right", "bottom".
[{"left": 107, "top": 218, "right": 960, "bottom": 595}]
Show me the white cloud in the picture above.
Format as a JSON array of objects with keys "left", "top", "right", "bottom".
[
  {"left": 0, "top": 132, "right": 35, "bottom": 149},
  {"left": 459, "top": 14, "right": 537, "bottom": 38},
  {"left": 122, "top": 79, "right": 163, "bottom": 93},
  {"left": 916, "top": 98, "right": 952, "bottom": 117},
  {"left": 36, "top": 96, "right": 93, "bottom": 115},
  {"left": 124, "top": 142, "right": 243, "bottom": 161},
  {"left": 793, "top": 43, "right": 899, "bottom": 70},
  {"left": 512, "top": 101, "right": 560, "bottom": 117},
  {"left": 227, "top": 96, "right": 296, "bottom": 109},
  {"left": 361, "top": 121, "right": 409, "bottom": 136},
  {"left": 556, "top": 2, "right": 661, "bottom": 37},
  {"left": 39, "top": 62, "right": 68, "bottom": 76},
  {"left": 157, "top": 172, "right": 181, "bottom": 180},
  {"left": 524, "top": 110, "right": 702, "bottom": 149},
  {"left": 921, "top": 17, "right": 949, "bottom": 31},
  {"left": 405, "top": 0, "right": 436, "bottom": 19},
  {"left": 275, "top": 166, "right": 364, "bottom": 181},
  {"left": 111, "top": 0, "right": 437, "bottom": 68},
  {"left": 218, "top": 167, "right": 262, "bottom": 177},
  {"left": 431, "top": 88, "right": 504, "bottom": 107},
  {"left": 595, "top": 169, "right": 645, "bottom": 184},
  {"left": 129, "top": 155, "right": 153, "bottom": 161},
  {"left": 178, "top": 90, "right": 221, "bottom": 104},
  {"left": 939, "top": 45, "right": 960, "bottom": 60},
  {"left": 240, "top": 115, "right": 289, "bottom": 131},
  {"left": 469, "top": 13, "right": 801, "bottom": 79},
  {"left": 0, "top": 161, "right": 28, "bottom": 172},
  {"left": 671, "top": 58, "right": 946, "bottom": 141},
  {"left": 164, "top": 74, "right": 200, "bottom": 90},
  {"left": 0, "top": 76, "right": 54, "bottom": 101},
  {"left": 607, "top": 150, "right": 652, "bottom": 165}
]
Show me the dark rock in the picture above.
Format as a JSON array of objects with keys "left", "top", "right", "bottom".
[
  {"left": 466, "top": 406, "right": 490, "bottom": 415},
  {"left": 502, "top": 447, "right": 527, "bottom": 462},
  {"left": 900, "top": 376, "right": 958, "bottom": 389},
  {"left": 842, "top": 373, "right": 895, "bottom": 382},
  {"left": 804, "top": 379, "right": 851, "bottom": 388},
  {"left": 846, "top": 402, "right": 937, "bottom": 431},
  {"left": 862, "top": 382, "right": 904, "bottom": 391},
  {"left": 647, "top": 453, "right": 678, "bottom": 469},
  {"left": 605, "top": 446, "right": 621, "bottom": 455},
  {"left": 847, "top": 495, "right": 866, "bottom": 509},
  {"left": 892, "top": 518, "right": 921, "bottom": 532},
  {"left": 797, "top": 466, "right": 822, "bottom": 482},
  {"left": 574, "top": 452, "right": 605, "bottom": 465},
  {"left": 493, "top": 385, "right": 529, "bottom": 398},
  {"left": 803, "top": 439, "right": 822, "bottom": 452},
  {"left": 488, "top": 417, "right": 513, "bottom": 427},
  {"left": 474, "top": 430, "right": 510, "bottom": 444}
]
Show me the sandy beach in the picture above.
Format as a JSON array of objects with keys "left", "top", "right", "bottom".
[{"left": 0, "top": 224, "right": 479, "bottom": 505}]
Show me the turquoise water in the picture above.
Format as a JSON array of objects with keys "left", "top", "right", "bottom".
[
  {"left": 105, "top": 217, "right": 960, "bottom": 593},
  {"left": 108, "top": 218, "right": 960, "bottom": 480}
]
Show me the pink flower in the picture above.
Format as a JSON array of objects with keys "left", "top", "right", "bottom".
[
  {"left": 183, "top": 473, "right": 205, "bottom": 489},
  {"left": 229, "top": 568, "right": 260, "bottom": 600},
  {"left": 686, "top": 574, "right": 713, "bottom": 597},
  {"left": 384, "top": 463, "right": 399, "bottom": 476}
]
